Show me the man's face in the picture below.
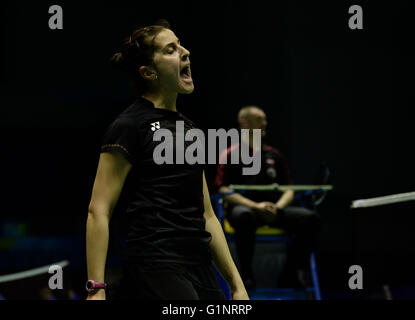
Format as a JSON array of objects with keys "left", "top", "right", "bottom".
[
  {"left": 151, "top": 29, "right": 194, "bottom": 94},
  {"left": 245, "top": 109, "right": 268, "bottom": 137}
]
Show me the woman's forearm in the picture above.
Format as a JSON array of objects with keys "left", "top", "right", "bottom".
[
  {"left": 205, "top": 214, "right": 244, "bottom": 291},
  {"left": 86, "top": 212, "right": 110, "bottom": 282}
]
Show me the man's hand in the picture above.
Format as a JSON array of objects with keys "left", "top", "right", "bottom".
[
  {"left": 252, "top": 201, "right": 278, "bottom": 224},
  {"left": 86, "top": 290, "right": 106, "bottom": 300}
]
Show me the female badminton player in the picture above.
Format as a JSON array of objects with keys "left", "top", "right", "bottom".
[{"left": 85, "top": 20, "right": 248, "bottom": 300}]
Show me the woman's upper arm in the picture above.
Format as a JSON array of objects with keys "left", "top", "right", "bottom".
[{"left": 88, "top": 151, "right": 133, "bottom": 218}]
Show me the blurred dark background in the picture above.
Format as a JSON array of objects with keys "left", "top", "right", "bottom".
[{"left": 1, "top": 0, "right": 414, "bottom": 299}]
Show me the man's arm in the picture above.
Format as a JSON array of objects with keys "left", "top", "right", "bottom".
[
  {"left": 218, "top": 185, "right": 276, "bottom": 219},
  {"left": 86, "top": 151, "right": 132, "bottom": 300},
  {"left": 202, "top": 172, "right": 249, "bottom": 300},
  {"left": 215, "top": 161, "right": 262, "bottom": 212},
  {"left": 218, "top": 185, "right": 258, "bottom": 210},
  {"left": 274, "top": 150, "right": 295, "bottom": 210},
  {"left": 275, "top": 189, "right": 295, "bottom": 210}
]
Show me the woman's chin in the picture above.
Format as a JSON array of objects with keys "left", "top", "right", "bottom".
[{"left": 179, "top": 83, "right": 194, "bottom": 94}]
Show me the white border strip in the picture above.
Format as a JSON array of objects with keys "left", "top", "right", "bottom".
[
  {"left": 0, "top": 260, "right": 69, "bottom": 283},
  {"left": 351, "top": 191, "right": 415, "bottom": 209}
]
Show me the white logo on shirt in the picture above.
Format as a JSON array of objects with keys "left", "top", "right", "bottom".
[
  {"left": 266, "top": 158, "right": 275, "bottom": 166},
  {"left": 151, "top": 121, "right": 161, "bottom": 131}
]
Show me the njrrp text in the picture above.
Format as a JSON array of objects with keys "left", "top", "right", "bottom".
[{"left": 206, "top": 304, "right": 253, "bottom": 315}]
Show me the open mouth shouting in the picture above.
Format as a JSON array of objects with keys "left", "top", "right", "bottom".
[{"left": 180, "top": 64, "right": 193, "bottom": 83}]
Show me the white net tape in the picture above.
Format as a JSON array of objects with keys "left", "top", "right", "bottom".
[
  {"left": 0, "top": 260, "right": 69, "bottom": 283},
  {"left": 229, "top": 184, "right": 333, "bottom": 192},
  {"left": 351, "top": 191, "right": 415, "bottom": 209}
]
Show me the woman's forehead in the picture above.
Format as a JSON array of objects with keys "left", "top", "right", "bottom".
[{"left": 154, "top": 29, "right": 178, "bottom": 49}]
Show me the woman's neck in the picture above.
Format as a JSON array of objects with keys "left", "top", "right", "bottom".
[{"left": 142, "top": 90, "right": 178, "bottom": 112}]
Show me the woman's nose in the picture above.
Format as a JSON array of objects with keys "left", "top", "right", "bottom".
[{"left": 181, "top": 46, "right": 190, "bottom": 61}]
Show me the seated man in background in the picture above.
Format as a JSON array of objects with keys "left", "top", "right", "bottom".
[{"left": 214, "top": 105, "right": 321, "bottom": 289}]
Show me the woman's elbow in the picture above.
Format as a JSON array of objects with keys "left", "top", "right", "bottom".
[{"left": 87, "top": 203, "right": 112, "bottom": 221}]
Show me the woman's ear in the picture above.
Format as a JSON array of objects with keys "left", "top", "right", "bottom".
[{"left": 139, "top": 66, "right": 158, "bottom": 80}]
